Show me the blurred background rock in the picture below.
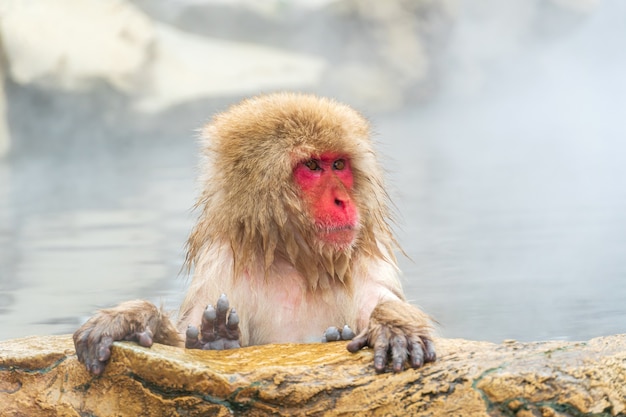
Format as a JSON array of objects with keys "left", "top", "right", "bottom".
[
  {"left": 0, "top": 0, "right": 597, "bottom": 155},
  {"left": 2, "top": 0, "right": 624, "bottom": 343}
]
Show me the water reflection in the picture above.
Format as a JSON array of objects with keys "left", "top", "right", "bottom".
[
  {"left": 0, "top": 145, "right": 194, "bottom": 339},
  {"left": 386, "top": 99, "right": 626, "bottom": 342}
]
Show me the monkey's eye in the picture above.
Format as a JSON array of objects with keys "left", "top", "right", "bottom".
[
  {"left": 333, "top": 159, "right": 346, "bottom": 170},
  {"left": 304, "top": 160, "right": 320, "bottom": 171}
]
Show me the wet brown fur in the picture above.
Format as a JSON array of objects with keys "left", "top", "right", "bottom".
[{"left": 185, "top": 92, "right": 399, "bottom": 290}]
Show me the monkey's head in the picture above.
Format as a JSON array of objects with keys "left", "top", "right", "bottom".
[{"left": 187, "top": 92, "right": 398, "bottom": 288}]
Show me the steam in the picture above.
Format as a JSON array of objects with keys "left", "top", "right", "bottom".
[{"left": 391, "top": 0, "right": 626, "bottom": 341}]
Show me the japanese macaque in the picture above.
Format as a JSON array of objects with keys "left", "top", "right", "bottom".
[{"left": 73, "top": 92, "right": 436, "bottom": 375}]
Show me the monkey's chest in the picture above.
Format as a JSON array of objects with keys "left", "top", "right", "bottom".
[{"left": 248, "top": 283, "right": 347, "bottom": 344}]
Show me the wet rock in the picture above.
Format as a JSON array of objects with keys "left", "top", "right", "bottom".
[{"left": 1, "top": 334, "right": 624, "bottom": 416}]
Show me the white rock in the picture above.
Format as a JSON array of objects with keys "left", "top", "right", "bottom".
[
  {"left": 0, "top": 0, "right": 154, "bottom": 92},
  {"left": 135, "top": 23, "right": 326, "bottom": 113},
  {"left": 0, "top": 0, "right": 327, "bottom": 113}
]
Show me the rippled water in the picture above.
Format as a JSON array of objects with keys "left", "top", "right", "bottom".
[
  {"left": 0, "top": 143, "right": 195, "bottom": 339},
  {"left": 1, "top": 2, "right": 625, "bottom": 343}
]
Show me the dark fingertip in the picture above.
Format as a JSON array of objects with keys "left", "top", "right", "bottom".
[
  {"left": 423, "top": 339, "right": 437, "bottom": 363},
  {"left": 185, "top": 325, "right": 200, "bottom": 349},
  {"left": 341, "top": 325, "right": 356, "bottom": 340},
  {"left": 227, "top": 308, "right": 239, "bottom": 328},
  {"left": 90, "top": 362, "right": 103, "bottom": 376},
  {"left": 186, "top": 325, "right": 199, "bottom": 339},
  {"left": 137, "top": 331, "right": 153, "bottom": 347},
  {"left": 390, "top": 335, "right": 408, "bottom": 372},
  {"left": 374, "top": 355, "right": 386, "bottom": 373},
  {"left": 324, "top": 326, "right": 341, "bottom": 341},
  {"left": 96, "top": 336, "right": 113, "bottom": 361},
  {"left": 392, "top": 357, "right": 407, "bottom": 372},
  {"left": 203, "top": 305, "right": 217, "bottom": 321},
  {"left": 216, "top": 294, "right": 229, "bottom": 312},
  {"left": 409, "top": 348, "right": 424, "bottom": 368},
  {"left": 408, "top": 342, "right": 425, "bottom": 368},
  {"left": 97, "top": 345, "right": 111, "bottom": 362},
  {"left": 346, "top": 336, "right": 367, "bottom": 353}
]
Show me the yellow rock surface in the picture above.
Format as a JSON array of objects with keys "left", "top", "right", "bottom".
[{"left": 1, "top": 334, "right": 625, "bottom": 416}]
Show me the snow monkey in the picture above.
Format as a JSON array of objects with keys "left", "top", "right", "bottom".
[{"left": 73, "top": 92, "right": 436, "bottom": 375}]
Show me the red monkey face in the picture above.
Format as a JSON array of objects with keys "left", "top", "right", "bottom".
[{"left": 293, "top": 152, "right": 360, "bottom": 248}]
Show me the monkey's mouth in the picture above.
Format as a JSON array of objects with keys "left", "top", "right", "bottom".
[{"left": 317, "top": 225, "right": 358, "bottom": 247}]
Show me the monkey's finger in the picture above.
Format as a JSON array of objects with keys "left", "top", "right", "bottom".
[
  {"left": 133, "top": 329, "right": 154, "bottom": 347},
  {"left": 139, "top": 329, "right": 153, "bottom": 347},
  {"left": 73, "top": 327, "right": 91, "bottom": 364},
  {"left": 123, "top": 329, "right": 153, "bottom": 347},
  {"left": 323, "top": 326, "right": 341, "bottom": 342},
  {"left": 372, "top": 332, "right": 390, "bottom": 373},
  {"left": 390, "top": 334, "right": 408, "bottom": 373},
  {"left": 341, "top": 325, "right": 356, "bottom": 340},
  {"left": 407, "top": 338, "right": 425, "bottom": 368},
  {"left": 185, "top": 325, "right": 201, "bottom": 349},
  {"left": 226, "top": 308, "right": 239, "bottom": 330},
  {"left": 87, "top": 339, "right": 106, "bottom": 375},
  {"left": 96, "top": 335, "right": 114, "bottom": 362},
  {"left": 346, "top": 334, "right": 369, "bottom": 352},
  {"left": 74, "top": 327, "right": 106, "bottom": 375},
  {"left": 200, "top": 304, "right": 218, "bottom": 342},
  {"left": 202, "top": 304, "right": 217, "bottom": 324},
  {"left": 423, "top": 338, "right": 437, "bottom": 363},
  {"left": 86, "top": 357, "right": 106, "bottom": 376},
  {"left": 215, "top": 294, "right": 230, "bottom": 324}
]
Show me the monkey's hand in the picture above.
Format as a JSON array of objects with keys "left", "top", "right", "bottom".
[
  {"left": 347, "top": 300, "right": 436, "bottom": 373},
  {"left": 73, "top": 300, "right": 181, "bottom": 376},
  {"left": 185, "top": 294, "right": 241, "bottom": 350}
]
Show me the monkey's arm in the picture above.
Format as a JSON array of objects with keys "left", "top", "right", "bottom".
[
  {"left": 347, "top": 263, "right": 436, "bottom": 373},
  {"left": 73, "top": 300, "right": 181, "bottom": 375}
]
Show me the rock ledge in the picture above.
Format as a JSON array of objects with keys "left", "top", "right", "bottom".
[{"left": 1, "top": 334, "right": 625, "bottom": 416}]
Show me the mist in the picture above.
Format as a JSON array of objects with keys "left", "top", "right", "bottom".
[{"left": 387, "top": 0, "right": 626, "bottom": 341}]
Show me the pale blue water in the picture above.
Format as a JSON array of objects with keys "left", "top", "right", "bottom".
[{"left": 1, "top": 1, "right": 625, "bottom": 343}]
